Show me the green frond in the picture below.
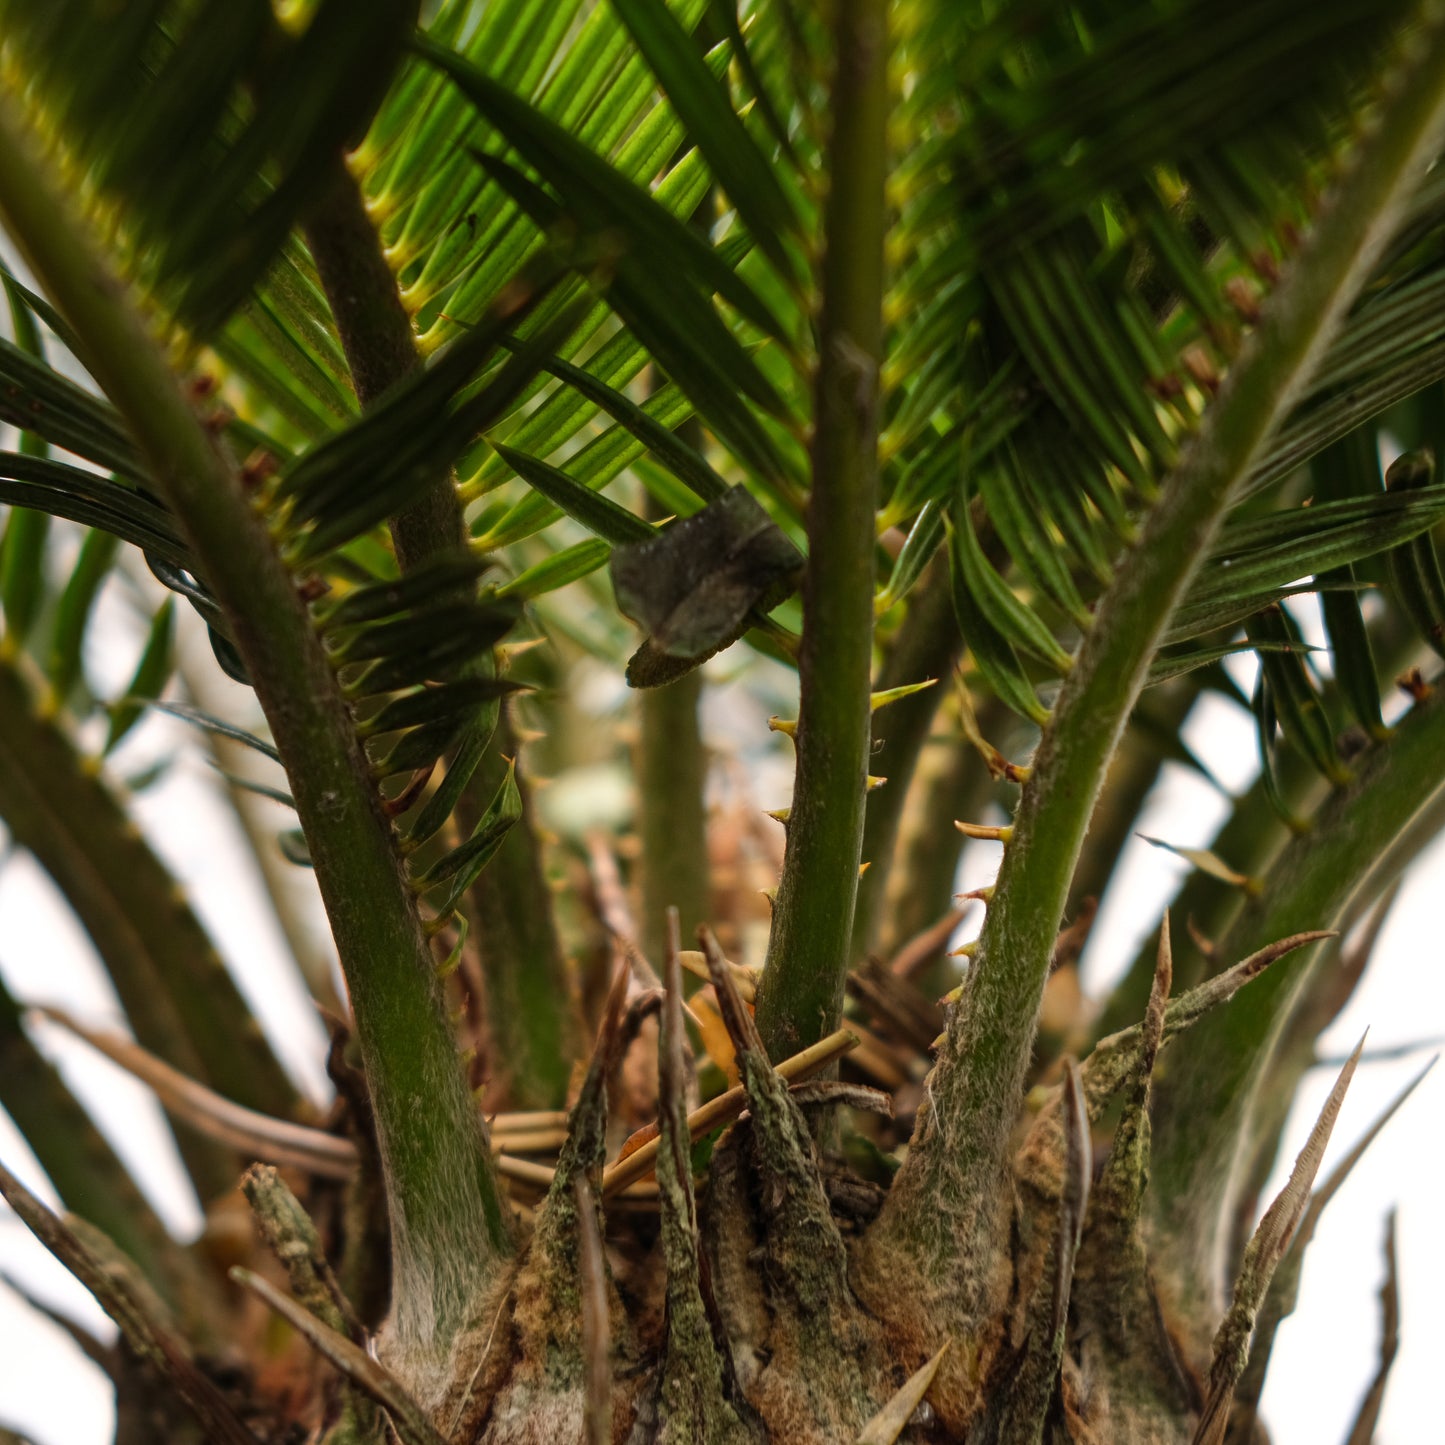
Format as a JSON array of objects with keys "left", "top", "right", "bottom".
[{"left": 0, "top": 0, "right": 417, "bottom": 333}]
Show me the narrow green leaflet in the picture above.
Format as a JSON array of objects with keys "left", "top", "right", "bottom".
[
  {"left": 47, "top": 530, "right": 119, "bottom": 702},
  {"left": 1170, "top": 487, "right": 1445, "bottom": 640},
  {"left": 361, "top": 677, "right": 525, "bottom": 737},
  {"left": 104, "top": 598, "right": 175, "bottom": 755},
  {"left": 946, "top": 516, "right": 1051, "bottom": 726},
  {"left": 494, "top": 444, "right": 656, "bottom": 546},
  {"left": 416, "top": 33, "right": 790, "bottom": 347},
  {"left": 412, "top": 757, "right": 522, "bottom": 919},
  {"left": 153, "top": 702, "right": 282, "bottom": 763},
  {"left": 1246, "top": 606, "right": 1350, "bottom": 786},
  {"left": 877, "top": 499, "right": 945, "bottom": 613},
  {"left": 467, "top": 150, "right": 799, "bottom": 488},
  {"left": 0, "top": 456, "right": 190, "bottom": 571},
  {"left": 950, "top": 493, "right": 1074, "bottom": 672},
  {"left": 406, "top": 707, "right": 498, "bottom": 849},
  {"left": 612, "top": 0, "right": 801, "bottom": 284},
  {"left": 0, "top": 338, "right": 148, "bottom": 480},
  {"left": 317, "top": 554, "right": 495, "bottom": 630},
  {"left": 516, "top": 345, "right": 729, "bottom": 504},
  {"left": 494, "top": 538, "right": 613, "bottom": 599},
  {"left": 0, "top": 274, "right": 52, "bottom": 645}
]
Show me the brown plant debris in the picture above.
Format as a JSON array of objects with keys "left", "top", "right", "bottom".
[
  {"left": 1342, "top": 1209, "right": 1400, "bottom": 1445},
  {"left": 0, "top": 1159, "right": 261, "bottom": 1445},
  {"left": 231, "top": 1266, "right": 445, "bottom": 1445}
]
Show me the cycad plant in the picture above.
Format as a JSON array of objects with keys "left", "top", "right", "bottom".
[{"left": 0, "top": 0, "right": 1442, "bottom": 1440}]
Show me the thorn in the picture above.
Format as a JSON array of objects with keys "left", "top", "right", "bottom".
[
  {"left": 1138, "top": 834, "right": 1259, "bottom": 893},
  {"left": 384, "top": 762, "right": 435, "bottom": 817},
  {"left": 869, "top": 678, "right": 937, "bottom": 713},
  {"left": 954, "top": 820, "right": 1013, "bottom": 843},
  {"left": 496, "top": 636, "right": 546, "bottom": 668},
  {"left": 955, "top": 885, "right": 994, "bottom": 903},
  {"left": 1186, "top": 914, "right": 1217, "bottom": 960},
  {"left": 768, "top": 714, "right": 797, "bottom": 738},
  {"left": 766, "top": 807, "right": 790, "bottom": 824},
  {"left": 1181, "top": 343, "right": 1221, "bottom": 393},
  {"left": 1397, "top": 667, "right": 1431, "bottom": 703},
  {"left": 858, "top": 860, "right": 871, "bottom": 879},
  {"left": 697, "top": 926, "right": 765, "bottom": 1060},
  {"left": 240, "top": 449, "right": 280, "bottom": 492},
  {"left": 856, "top": 1342, "right": 951, "bottom": 1444},
  {"left": 1223, "top": 275, "right": 1263, "bottom": 324},
  {"left": 866, "top": 774, "right": 887, "bottom": 792},
  {"left": 946, "top": 941, "right": 978, "bottom": 960}
]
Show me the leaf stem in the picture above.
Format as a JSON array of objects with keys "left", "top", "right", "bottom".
[
  {"left": 305, "top": 158, "right": 582, "bottom": 1108},
  {"left": 305, "top": 160, "right": 464, "bottom": 570},
  {"left": 874, "top": 8, "right": 1445, "bottom": 1285},
  {"left": 755, "top": 0, "right": 889, "bottom": 1058},
  {"left": 0, "top": 100, "right": 510, "bottom": 1375}
]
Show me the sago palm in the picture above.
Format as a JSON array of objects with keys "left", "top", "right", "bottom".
[{"left": 0, "top": 0, "right": 1440, "bottom": 1441}]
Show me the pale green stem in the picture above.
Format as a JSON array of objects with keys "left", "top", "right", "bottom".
[
  {"left": 756, "top": 0, "right": 889, "bottom": 1059},
  {"left": 874, "top": 11, "right": 1445, "bottom": 1287}
]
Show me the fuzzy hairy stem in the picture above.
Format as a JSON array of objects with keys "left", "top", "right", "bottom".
[
  {"left": 0, "top": 102, "right": 510, "bottom": 1374},
  {"left": 177, "top": 639, "right": 339, "bottom": 1012},
  {"left": 873, "top": 8, "right": 1445, "bottom": 1290},
  {"left": 1149, "top": 682, "right": 1445, "bottom": 1319},
  {"left": 756, "top": 0, "right": 889, "bottom": 1058}
]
